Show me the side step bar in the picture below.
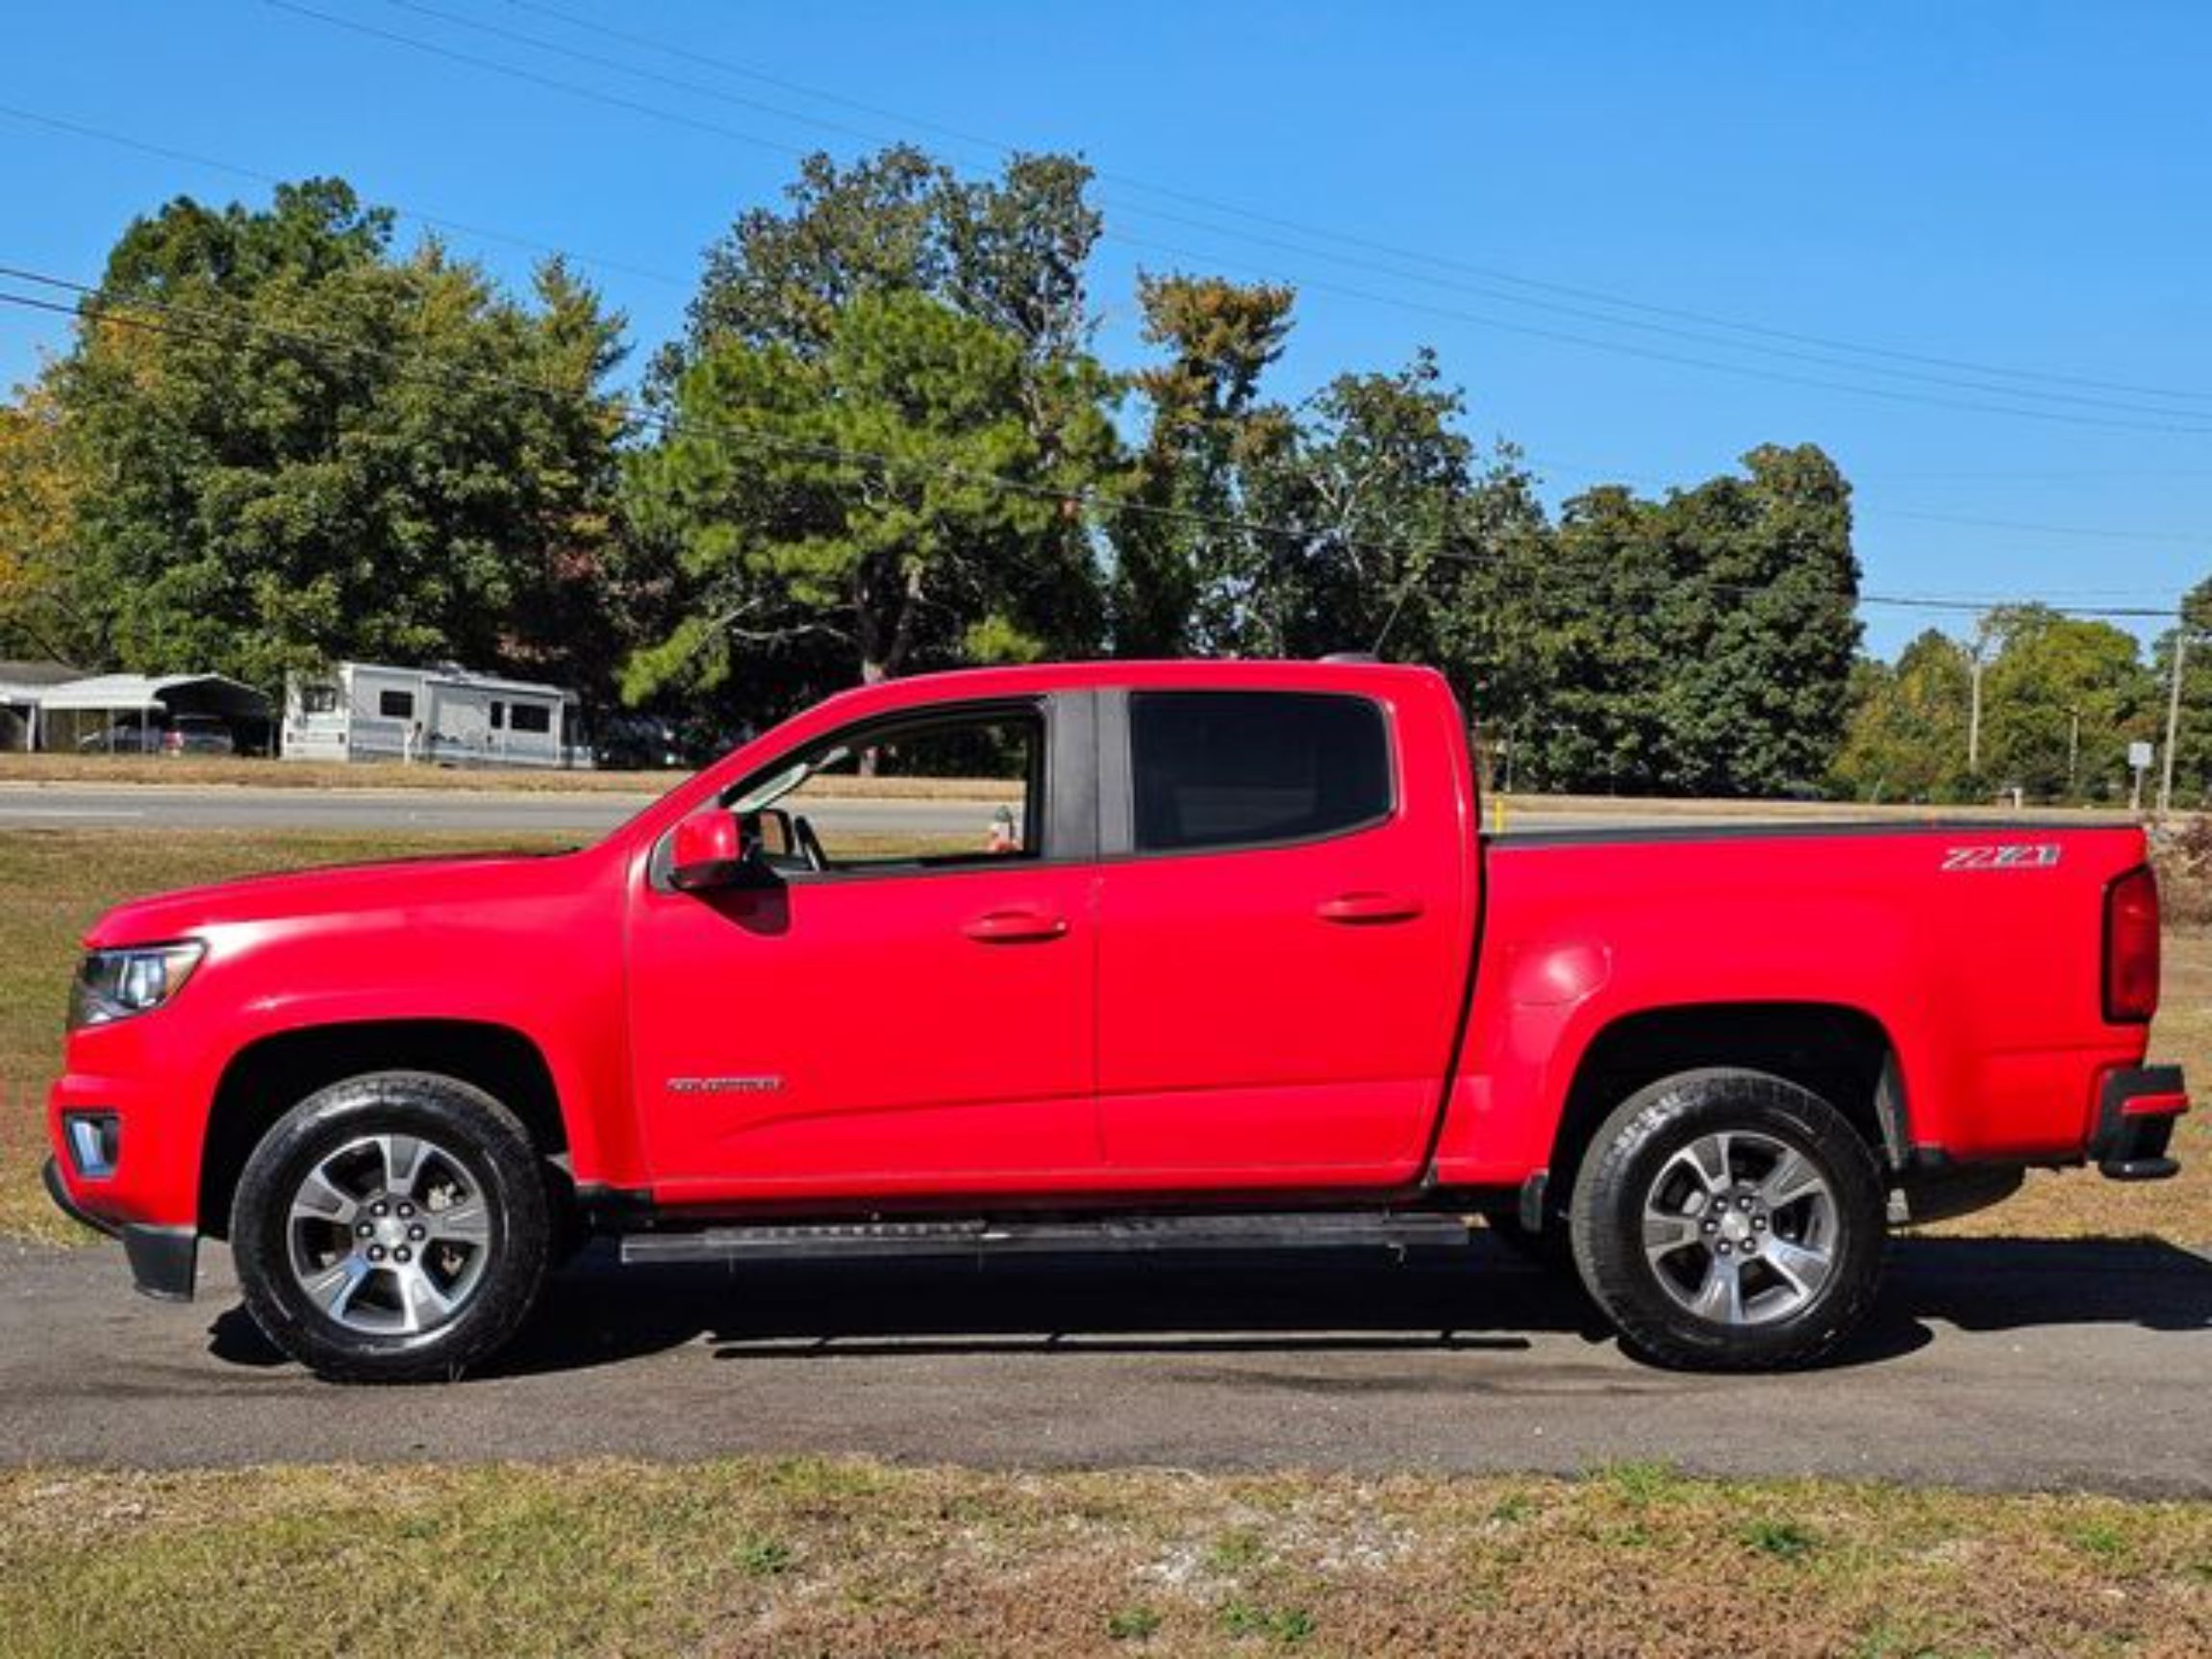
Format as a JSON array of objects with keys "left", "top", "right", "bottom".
[{"left": 620, "top": 1210, "right": 1474, "bottom": 1267}]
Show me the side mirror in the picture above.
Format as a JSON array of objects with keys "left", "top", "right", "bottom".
[{"left": 670, "top": 809, "right": 755, "bottom": 892}]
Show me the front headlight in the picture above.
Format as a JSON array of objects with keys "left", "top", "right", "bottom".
[{"left": 67, "top": 943, "right": 206, "bottom": 1029}]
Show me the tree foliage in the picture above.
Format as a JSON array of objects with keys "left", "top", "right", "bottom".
[
  {"left": 626, "top": 289, "right": 1119, "bottom": 700},
  {"left": 28, "top": 180, "right": 631, "bottom": 694},
  {"left": 3, "top": 154, "right": 1926, "bottom": 797}
]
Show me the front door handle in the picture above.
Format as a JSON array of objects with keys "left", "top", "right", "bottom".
[
  {"left": 1316, "top": 891, "right": 1425, "bottom": 925},
  {"left": 963, "top": 907, "right": 1069, "bottom": 943}
]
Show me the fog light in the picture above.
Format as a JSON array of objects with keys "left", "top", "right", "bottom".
[{"left": 63, "top": 1112, "right": 119, "bottom": 1179}]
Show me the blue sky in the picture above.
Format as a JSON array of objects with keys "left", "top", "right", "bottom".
[{"left": 3, "top": 1, "right": 2208, "bottom": 657}]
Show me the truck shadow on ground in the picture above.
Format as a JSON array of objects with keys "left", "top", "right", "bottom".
[{"left": 206, "top": 1233, "right": 2211, "bottom": 1380}]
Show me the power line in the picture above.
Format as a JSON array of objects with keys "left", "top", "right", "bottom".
[
  {"left": 0, "top": 102, "right": 689, "bottom": 293},
  {"left": 0, "top": 262, "right": 2181, "bottom": 624},
  {"left": 483, "top": 0, "right": 2212, "bottom": 409},
  {"left": 374, "top": 0, "right": 2212, "bottom": 421},
  {"left": 1871, "top": 508, "right": 2211, "bottom": 546},
  {"left": 254, "top": 0, "right": 2212, "bottom": 435},
  {"left": 8, "top": 95, "right": 2202, "bottom": 569}
]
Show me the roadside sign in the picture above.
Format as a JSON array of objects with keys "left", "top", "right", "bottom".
[{"left": 2129, "top": 741, "right": 2155, "bottom": 770}]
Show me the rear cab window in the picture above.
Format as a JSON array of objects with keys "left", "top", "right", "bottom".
[{"left": 1129, "top": 691, "right": 1393, "bottom": 853}]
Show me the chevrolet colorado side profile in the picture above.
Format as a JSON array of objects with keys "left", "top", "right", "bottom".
[{"left": 44, "top": 660, "right": 2187, "bottom": 1380}]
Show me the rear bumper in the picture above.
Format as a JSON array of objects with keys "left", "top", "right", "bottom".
[
  {"left": 42, "top": 1156, "right": 198, "bottom": 1301},
  {"left": 2090, "top": 1065, "right": 2189, "bottom": 1181}
]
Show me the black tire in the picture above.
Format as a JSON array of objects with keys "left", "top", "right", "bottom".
[
  {"left": 1569, "top": 1068, "right": 1885, "bottom": 1371},
  {"left": 230, "top": 1071, "right": 552, "bottom": 1383}
]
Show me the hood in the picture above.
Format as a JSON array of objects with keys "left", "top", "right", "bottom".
[{"left": 84, "top": 848, "right": 583, "bottom": 948}]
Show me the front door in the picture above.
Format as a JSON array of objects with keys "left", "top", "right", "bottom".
[{"left": 628, "top": 696, "right": 1101, "bottom": 1202}]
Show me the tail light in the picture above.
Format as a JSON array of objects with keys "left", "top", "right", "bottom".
[{"left": 2103, "top": 866, "right": 2161, "bottom": 1023}]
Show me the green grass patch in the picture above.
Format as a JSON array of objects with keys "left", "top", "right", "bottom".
[{"left": 1, "top": 1461, "right": 2206, "bottom": 1658}]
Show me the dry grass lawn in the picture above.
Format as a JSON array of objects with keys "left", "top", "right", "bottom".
[{"left": 2, "top": 1458, "right": 2207, "bottom": 1658}]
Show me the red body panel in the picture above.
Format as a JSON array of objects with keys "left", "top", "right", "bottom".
[
  {"left": 44, "top": 659, "right": 2167, "bottom": 1242},
  {"left": 1432, "top": 827, "right": 2153, "bottom": 1187}
]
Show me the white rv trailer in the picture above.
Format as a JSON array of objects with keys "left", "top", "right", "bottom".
[{"left": 282, "top": 662, "right": 588, "bottom": 770}]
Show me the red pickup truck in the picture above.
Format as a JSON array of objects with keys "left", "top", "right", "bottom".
[{"left": 44, "top": 660, "right": 2186, "bottom": 1380}]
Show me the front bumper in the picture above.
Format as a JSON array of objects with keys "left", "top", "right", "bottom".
[
  {"left": 42, "top": 1156, "right": 198, "bottom": 1301},
  {"left": 2090, "top": 1065, "right": 2189, "bottom": 1181}
]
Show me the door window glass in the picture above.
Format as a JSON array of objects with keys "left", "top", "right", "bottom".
[
  {"left": 739, "top": 708, "right": 1043, "bottom": 871},
  {"left": 1130, "top": 691, "right": 1390, "bottom": 853}
]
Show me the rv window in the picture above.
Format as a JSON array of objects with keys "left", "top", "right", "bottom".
[
  {"left": 490, "top": 701, "right": 506, "bottom": 730},
  {"left": 378, "top": 691, "right": 415, "bottom": 719},
  {"left": 300, "top": 683, "right": 339, "bottom": 715},
  {"left": 510, "top": 703, "right": 552, "bottom": 735}
]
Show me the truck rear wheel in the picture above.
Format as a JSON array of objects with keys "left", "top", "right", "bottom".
[
  {"left": 1569, "top": 1068, "right": 1885, "bottom": 1370},
  {"left": 230, "top": 1071, "right": 552, "bottom": 1383}
]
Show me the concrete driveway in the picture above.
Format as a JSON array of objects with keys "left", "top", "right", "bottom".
[{"left": 6, "top": 1232, "right": 2207, "bottom": 1495}]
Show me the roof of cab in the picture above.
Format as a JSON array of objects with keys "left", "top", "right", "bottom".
[{"left": 812, "top": 657, "right": 1450, "bottom": 720}]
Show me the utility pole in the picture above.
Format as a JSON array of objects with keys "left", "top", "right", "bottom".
[
  {"left": 2067, "top": 707, "right": 2081, "bottom": 799},
  {"left": 2158, "top": 626, "right": 2188, "bottom": 819},
  {"left": 1967, "top": 650, "right": 1984, "bottom": 774}
]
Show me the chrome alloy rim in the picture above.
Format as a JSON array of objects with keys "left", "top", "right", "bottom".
[
  {"left": 285, "top": 1134, "right": 493, "bottom": 1337},
  {"left": 1640, "top": 1130, "right": 1839, "bottom": 1327}
]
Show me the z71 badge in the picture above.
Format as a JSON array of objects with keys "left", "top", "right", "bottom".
[{"left": 1941, "top": 843, "right": 2062, "bottom": 870}]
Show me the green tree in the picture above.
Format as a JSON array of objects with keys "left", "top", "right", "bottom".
[
  {"left": 1646, "top": 444, "right": 1863, "bottom": 794},
  {"left": 1977, "top": 605, "right": 2152, "bottom": 801},
  {"left": 2148, "top": 575, "right": 2212, "bottom": 807},
  {"left": 43, "top": 179, "right": 631, "bottom": 695},
  {"left": 0, "top": 378, "right": 95, "bottom": 664},
  {"left": 624, "top": 289, "right": 1120, "bottom": 702},
  {"left": 664, "top": 146, "right": 1102, "bottom": 379},
  {"left": 1113, "top": 273, "right": 1296, "bottom": 655},
  {"left": 1832, "top": 630, "right": 1974, "bottom": 801}
]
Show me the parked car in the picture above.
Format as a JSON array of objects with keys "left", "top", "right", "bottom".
[
  {"left": 74, "top": 719, "right": 163, "bottom": 755},
  {"left": 161, "top": 715, "right": 235, "bottom": 757},
  {"left": 591, "top": 713, "right": 688, "bottom": 771},
  {"left": 44, "top": 660, "right": 2185, "bottom": 1381}
]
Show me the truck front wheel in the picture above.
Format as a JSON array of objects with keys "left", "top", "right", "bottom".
[
  {"left": 229, "top": 1071, "right": 553, "bottom": 1383},
  {"left": 1569, "top": 1068, "right": 1886, "bottom": 1370}
]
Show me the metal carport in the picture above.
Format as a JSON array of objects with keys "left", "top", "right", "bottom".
[{"left": 36, "top": 673, "right": 273, "bottom": 754}]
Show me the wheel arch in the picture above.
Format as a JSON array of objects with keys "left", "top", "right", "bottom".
[
  {"left": 198, "top": 1018, "right": 568, "bottom": 1240},
  {"left": 1544, "top": 1001, "right": 1906, "bottom": 1215}
]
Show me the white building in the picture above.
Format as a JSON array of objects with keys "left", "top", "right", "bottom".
[{"left": 283, "top": 662, "right": 588, "bottom": 770}]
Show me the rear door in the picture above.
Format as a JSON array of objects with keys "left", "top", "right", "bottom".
[{"left": 1093, "top": 684, "right": 1476, "bottom": 1187}]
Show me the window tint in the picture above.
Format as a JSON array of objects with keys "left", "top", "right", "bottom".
[
  {"left": 1131, "top": 691, "right": 1391, "bottom": 853},
  {"left": 510, "top": 703, "right": 551, "bottom": 735},
  {"left": 377, "top": 690, "right": 415, "bottom": 719}
]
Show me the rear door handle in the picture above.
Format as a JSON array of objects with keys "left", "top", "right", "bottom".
[
  {"left": 1316, "top": 891, "right": 1425, "bottom": 925},
  {"left": 963, "top": 907, "right": 1070, "bottom": 943}
]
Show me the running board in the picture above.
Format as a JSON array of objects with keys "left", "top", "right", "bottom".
[{"left": 619, "top": 1210, "right": 1473, "bottom": 1267}]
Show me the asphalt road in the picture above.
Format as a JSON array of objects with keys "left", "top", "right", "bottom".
[
  {"left": 0, "top": 782, "right": 1817, "bottom": 837},
  {"left": 0, "top": 783, "right": 990, "bottom": 839},
  {"left": 6, "top": 1233, "right": 2207, "bottom": 1494}
]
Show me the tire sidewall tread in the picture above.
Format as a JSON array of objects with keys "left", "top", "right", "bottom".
[
  {"left": 1568, "top": 1067, "right": 1887, "bottom": 1371},
  {"left": 230, "top": 1070, "right": 552, "bottom": 1383}
]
